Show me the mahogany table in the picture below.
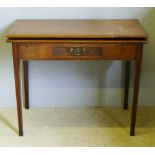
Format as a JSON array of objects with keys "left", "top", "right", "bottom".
[{"left": 6, "top": 19, "right": 148, "bottom": 136}]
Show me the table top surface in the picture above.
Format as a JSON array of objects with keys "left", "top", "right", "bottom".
[{"left": 6, "top": 19, "right": 148, "bottom": 39}]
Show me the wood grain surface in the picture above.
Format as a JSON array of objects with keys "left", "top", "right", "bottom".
[{"left": 7, "top": 19, "right": 148, "bottom": 39}]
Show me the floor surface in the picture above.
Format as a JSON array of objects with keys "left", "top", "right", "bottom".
[{"left": 0, "top": 107, "right": 155, "bottom": 146}]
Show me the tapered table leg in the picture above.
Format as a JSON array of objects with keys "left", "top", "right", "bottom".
[
  {"left": 130, "top": 45, "right": 143, "bottom": 136},
  {"left": 23, "top": 61, "right": 29, "bottom": 109},
  {"left": 12, "top": 43, "right": 23, "bottom": 136},
  {"left": 124, "top": 61, "right": 131, "bottom": 110}
]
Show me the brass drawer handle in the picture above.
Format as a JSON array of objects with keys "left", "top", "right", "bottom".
[{"left": 70, "top": 47, "right": 86, "bottom": 56}]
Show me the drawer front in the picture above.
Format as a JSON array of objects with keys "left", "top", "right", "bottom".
[
  {"left": 53, "top": 46, "right": 103, "bottom": 57},
  {"left": 53, "top": 43, "right": 137, "bottom": 60},
  {"left": 18, "top": 43, "right": 138, "bottom": 60}
]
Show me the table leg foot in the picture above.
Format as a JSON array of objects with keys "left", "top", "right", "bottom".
[
  {"left": 19, "top": 131, "right": 24, "bottom": 136},
  {"left": 130, "top": 129, "right": 135, "bottom": 136}
]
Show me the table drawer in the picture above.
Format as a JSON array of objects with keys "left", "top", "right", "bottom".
[
  {"left": 53, "top": 43, "right": 137, "bottom": 60},
  {"left": 18, "top": 43, "right": 138, "bottom": 60},
  {"left": 53, "top": 46, "right": 103, "bottom": 57}
]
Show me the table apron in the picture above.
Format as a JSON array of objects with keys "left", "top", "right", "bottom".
[{"left": 16, "top": 42, "right": 141, "bottom": 60}]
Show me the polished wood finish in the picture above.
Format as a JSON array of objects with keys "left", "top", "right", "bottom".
[
  {"left": 17, "top": 43, "right": 138, "bottom": 60},
  {"left": 12, "top": 43, "right": 23, "bottom": 136},
  {"left": 130, "top": 45, "right": 143, "bottom": 136},
  {"left": 124, "top": 61, "right": 131, "bottom": 110},
  {"left": 53, "top": 46, "right": 103, "bottom": 57},
  {"left": 6, "top": 20, "right": 147, "bottom": 39},
  {"left": 23, "top": 61, "right": 29, "bottom": 109},
  {"left": 7, "top": 39, "right": 147, "bottom": 43},
  {"left": 7, "top": 20, "right": 148, "bottom": 136}
]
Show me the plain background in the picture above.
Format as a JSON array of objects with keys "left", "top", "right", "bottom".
[{"left": 0, "top": 7, "right": 155, "bottom": 107}]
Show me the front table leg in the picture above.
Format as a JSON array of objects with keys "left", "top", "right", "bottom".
[
  {"left": 23, "top": 61, "right": 29, "bottom": 109},
  {"left": 12, "top": 43, "right": 23, "bottom": 136},
  {"left": 124, "top": 61, "right": 131, "bottom": 110},
  {"left": 130, "top": 45, "right": 143, "bottom": 136}
]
